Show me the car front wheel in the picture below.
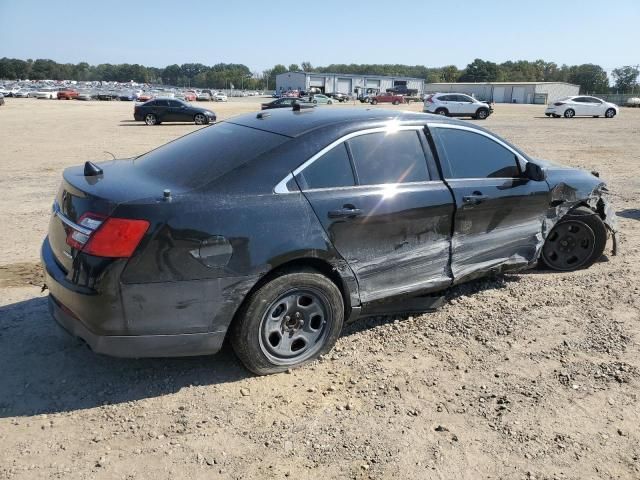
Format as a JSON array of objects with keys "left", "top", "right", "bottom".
[
  {"left": 564, "top": 108, "right": 575, "bottom": 118},
  {"left": 541, "top": 207, "right": 607, "bottom": 271},
  {"left": 605, "top": 108, "right": 616, "bottom": 118},
  {"left": 435, "top": 108, "right": 448, "bottom": 116},
  {"left": 144, "top": 113, "right": 158, "bottom": 126},
  {"left": 475, "top": 108, "right": 489, "bottom": 120},
  {"left": 230, "top": 270, "right": 344, "bottom": 375},
  {"left": 194, "top": 113, "right": 208, "bottom": 125}
]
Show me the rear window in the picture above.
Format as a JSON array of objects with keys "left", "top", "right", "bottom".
[{"left": 135, "top": 122, "right": 288, "bottom": 188}]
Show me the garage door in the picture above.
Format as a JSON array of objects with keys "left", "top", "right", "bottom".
[
  {"left": 337, "top": 78, "right": 352, "bottom": 94},
  {"left": 493, "top": 86, "right": 505, "bottom": 103},
  {"left": 512, "top": 87, "right": 526, "bottom": 104},
  {"left": 365, "top": 79, "right": 380, "bottom": 88},
  {"left": 310, "top": 76, "right": 325, "bottom": 87}
]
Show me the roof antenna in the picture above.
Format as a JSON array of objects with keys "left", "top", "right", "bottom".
[
  {"left": 104, "top": 151, "right": 116, "bottom": 160},
  {"left": 84, "top": 161, "right": 103, "bottom": 177}
]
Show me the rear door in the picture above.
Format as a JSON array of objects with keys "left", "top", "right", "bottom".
[
  {"left": 167, "top": 100, "right": 187, "bottom": 121},
  {"left": 153, "top": 99, "right": 170, "bottom": 121},
  {"left": 298, "top": 127, "right": 455, "bottom": 303},
  {"left": 428, "top": 123, "right": 550, "bottom": 283}
]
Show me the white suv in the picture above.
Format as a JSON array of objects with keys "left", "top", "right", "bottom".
[
  {"left": 424, "top": 93, "right": 493, "bottom": 120},
  {"left": 544, "top": 96, "right": 618, "bottom": 118}
]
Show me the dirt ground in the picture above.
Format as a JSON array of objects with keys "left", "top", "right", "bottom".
[{"left": 0, "top": 97, "right": 639, "bottom": 480}]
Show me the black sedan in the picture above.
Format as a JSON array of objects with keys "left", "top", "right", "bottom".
[
  {"left": 261, "top": 97, "right": 314, "bottom": 110},
  {"left": 42, "top": 108, "right": 617, "bottom": 374},
  {"left": 134, "top": 98, "right": 216, "bottom": 125}
]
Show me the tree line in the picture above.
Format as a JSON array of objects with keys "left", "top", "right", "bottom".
[{"left": 1, "top": 57, "right": 638, "bottom": 93}]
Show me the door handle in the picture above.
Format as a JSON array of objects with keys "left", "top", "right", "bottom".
[
  {"left": 328, "top": 207, "right": 363, "bottom": 218},
  {"left": 462, "top": 193, "right": 489, "bottom": 205}
]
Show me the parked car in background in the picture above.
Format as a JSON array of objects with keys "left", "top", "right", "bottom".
[
  {"left": 326, "top": 92, "right": 351, "bottom": 102},
  {"left": 626, "top": 97, "right": 640, "bottom": 107},
  {"left": 97, "top": 91, "right": 119, "bottom": 101},
  {"left": 118, "top": 91, "right": 136, "bottom": 101},
  {"left": 13, "top": 88, "right": 32, "bottom": 98},
  {"left": 196, "top": 92, "right": 212, "bottom": 101},
  {"left": 76, "top": 91, "right": 95, "bottom": 101},
  {"left": 57, "top": 88, "right": 79, "bottom": 100},
  {"left": 310, "top": 94, "right": 335, "bottom": 105},
  {"left": 133, "top": 98, "right": 216, "bottom": 125},
  {"left": 183, "top": 91, "right": 197, "bottom": 102},
  {"left": 370, "top": 92, "right": 406, "bottom": 105},
  {"left": 213, "top": 92, "right": 228, "bottom": 102},
  {"left": 34, "top": 88, "right": 59, "bottom": 99},
  {"left": 0, "top": 93, "right": 4, "bottom": 106},
  {"left": 41, "top": 108, "right": 616, "bottom": 375},
  {"left": 424, "top": 93, "right": 493, "bottom": 120},
  {"left": 545, "top": 96, "right": 618, "bottom": 118},
  {"left": 261, "top": 97, "right": 314, "bottom": 110},
  {"left": 138, "top": 92, "right": 153, "bottom": 102}
]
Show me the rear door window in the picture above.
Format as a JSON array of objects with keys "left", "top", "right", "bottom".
[
  {"left": 433, "top": 127, "right": 520, "bottom": 179},
  {"left": 297, "top": 143, "right": 355, "bottom": 190},
  {"left": 347, "top": 130, "right": 430, "bottom": 185}
]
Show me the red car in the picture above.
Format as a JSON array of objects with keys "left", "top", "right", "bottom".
[
  {"left": 370, "top": 92, "right": 405, "bottom": 105},
  {"left": 57, "top": 88, "right": 79, "bottom": 100},
  {"left": 184, "top": 91, "right": 197, "bottom": 102}
]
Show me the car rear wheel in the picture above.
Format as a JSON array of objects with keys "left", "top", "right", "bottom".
[
  {"left": 435, "top": 108, "right": 448, "bottom": 116},
  {"left": 564, "top": 108, "right": 575, "bottom": 118},
  {"left": 230, "top": 271, "right": 344, "bottom": 375},
  {"left": 541, "top": 207, "right": 607, "bottom": 271},
  {"left": 371, "top": 99, "right": 378, "bottom": 105},
  {"left": 475, "top": 108, "right": 489, "bottom": 120},
  {"left": 194, "top": 113, "right": 208, "bottom": 125},
  {"left": 144, "top": 113, "right": 158, "bottom": 126},
  {"left": 605, "top": 108, "right": 616, "bottom": 118},
  {"left": 327, "top": 100, "right": 333, "bottom": 104},
  {"left": 392, "top": 100, "right": 399, "bottom": 105}
]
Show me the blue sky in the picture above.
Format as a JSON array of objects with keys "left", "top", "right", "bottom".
[{"left": 1, "top": 0, "right": 638, "bottom": 73}]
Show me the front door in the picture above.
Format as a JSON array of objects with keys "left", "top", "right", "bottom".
[
  {"left": 429, "top": 124, "right": 550, "bottom": 283},
  {"left": 297, "top": 127, "right": 455, "bottom": 303}
]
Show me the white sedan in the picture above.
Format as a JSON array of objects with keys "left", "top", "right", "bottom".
[
  {"left": 545, "top": 96, "right": 618, "bottom": 118},
  {"left": 34, "top": 88, "right": 58, "bottom": 99},
  {"left": 213, "top": 92, "right": 228, "bottom": 102}
]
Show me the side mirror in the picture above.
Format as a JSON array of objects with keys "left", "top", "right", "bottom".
[{"left": 524, "top": 161, "right": 546, "bottom": 181}]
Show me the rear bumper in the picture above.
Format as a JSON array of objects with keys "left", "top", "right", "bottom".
[
  {"left": 48, "top": 294, "right": 225, "bottom": 357},
  {"left": 41, "top": 237, "right": 237, "bottom": 357}
]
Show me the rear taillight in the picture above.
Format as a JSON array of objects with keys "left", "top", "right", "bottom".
[
  {"left": 554, "top": 102, "right": 565, "bottom": 106},
  {"left": 65, "top": 213, "right": 149, "bottom": 258}
]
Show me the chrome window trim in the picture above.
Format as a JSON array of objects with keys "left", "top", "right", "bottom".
[
  {"left": 52, "top": 202, "right": 94, "bottom": 236},
  {"left": 425, "top": 122, "right": 527, "bottom": 162},
  {"left": 273, "top": 125, "right": 425, "bottom": 194}
]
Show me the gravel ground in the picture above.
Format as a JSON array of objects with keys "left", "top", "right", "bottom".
[{"left": 0, "top": 98, "right": 639, "bottom": 480}]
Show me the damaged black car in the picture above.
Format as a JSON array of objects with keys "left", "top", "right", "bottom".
[{"left": 41, "top": 108, "right": 617, "bottom": 374}]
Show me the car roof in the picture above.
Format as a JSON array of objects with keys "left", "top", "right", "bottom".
[{"left": 226, "top": 107, "right": 463, "bottom": 138}]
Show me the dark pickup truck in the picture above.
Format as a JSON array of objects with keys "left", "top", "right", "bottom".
[{"left": 386, "top": 85, "right": 418, "bottom": 96}]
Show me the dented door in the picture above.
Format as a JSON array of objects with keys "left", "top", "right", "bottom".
[{"left": 430, "top": 124, "right": 550, "bottom": 283}]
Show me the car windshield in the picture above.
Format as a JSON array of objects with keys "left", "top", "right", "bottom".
[{"left": 135, "top": 122, "right": 288, "bottom": 189}]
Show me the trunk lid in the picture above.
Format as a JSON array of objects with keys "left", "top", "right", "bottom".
[{"left": 48, "top": 159, "right": 178, "bottom": 272}]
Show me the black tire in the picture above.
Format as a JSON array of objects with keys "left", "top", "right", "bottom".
[
  {"left": 371, "top": 99, "right": 378, "bottom": 105},
  {"left": 564, "top": 108, "right": 575, "bottom": 118},
  {"left": 392, "top": 100, "right": 400, "bottom": 105},
  {"left": 312, "top": 99, "right": 317, "bottom": 104},
  {"left": 364, "top": 97, "right": 370, "bottom": 103},
  {"left": 194, "top": 113, "right": 208, "bottom": 125},
  {"left": 435, "top": 107, "right": 448, "bottom": 116},
  {"left": 327, "top": 100, "right": 333, "bottom": 104},
  {"left": 475, "top": 108, "right": 489, "bottom": 120},
  {"left": 144, "top": 113, "right": 157, "bottom": 126},
  {"left": 545, "top": 113, "right": 551, "bottom": 117},
  {"left": 605, "top": 108, "right": 616, "bottom": 118},
  {"left": 541, "top": 207, "right": 607, "bottom": 271},
  {"left": 230, "top": 270, "right": 344, "bottom": 375}
]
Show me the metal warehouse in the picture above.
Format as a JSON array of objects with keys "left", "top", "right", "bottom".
[
  {"left": 276, "top": 71, "right": 425, "bottom": 96},
  {"left": 424, "top": 82, "right": 580, "bottom": 104}
]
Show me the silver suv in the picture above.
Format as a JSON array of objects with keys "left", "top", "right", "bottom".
[{"left": 424, "top": 93, "right": 493, "bottom": 120}]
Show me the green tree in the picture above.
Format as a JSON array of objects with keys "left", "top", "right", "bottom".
[
  {"left": 440, "top": 65, "right": 460, "bottom": 82},
  {"left": 459, "top": 59, "right": 499, "bottom": 82},
  {"left": 288, "top": 63, "right": 300, "bottom": 72},
  {"left": 300, "top": 61, "right": 314, "bottom": 72},
  {"left": 269, "top": 64, "right": 288, "bottom": 88},
  {"left": 567, "top": 64, "right": 609, "bottom": 93},
  {"left": 612, "top": 65, "right": 639, "bottom": 93}
]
